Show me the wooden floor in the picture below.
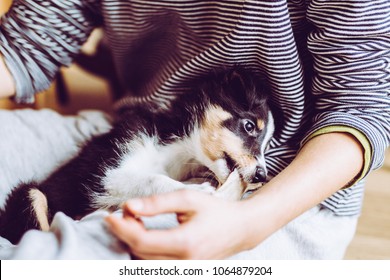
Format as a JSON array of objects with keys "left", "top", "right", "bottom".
[{"left": 345, "top": 149, "right": 390, "bottom": 260}]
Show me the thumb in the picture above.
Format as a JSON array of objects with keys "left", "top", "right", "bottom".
[{"left": 124, "top": 189, "right": 209, "bottom": 217}]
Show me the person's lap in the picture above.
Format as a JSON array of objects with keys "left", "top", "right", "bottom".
[{"left": 0, "top": 109, "right": 359, "bottom": 260}]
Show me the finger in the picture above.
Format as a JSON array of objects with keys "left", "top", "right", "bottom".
[
  {"left": 130, "top": 228, "right": 193, "bottom": 258},
  {"left": 177, "top": 213, "right": 191, "bottom": 223},
  {"left": 105, "top": 214, "right": 145, "bottom": 245},
  {"left": 123, "top": 204, "right": 142, "bottom": 220},
  {"left": 106, "top": 215, "right": 175, "bottom": 256},
  {"left": 132, "top": 252, "right": 181, "bottom": 260},
  {"left": 124, "top": 189, "right": 209, "bottom": 217},
  {"left": 106, "top": 214, "right": 190, "bottom": 256}
]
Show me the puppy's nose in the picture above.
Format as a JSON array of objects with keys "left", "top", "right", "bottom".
[{"left": 251, "top": 166, "right": 267, "bottom": 183}]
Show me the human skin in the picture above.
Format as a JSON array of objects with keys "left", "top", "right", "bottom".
[
  {"left": 106, "top": 132, "right": 364, "bottom": 259},
  {"left": 0, "top": 54, "right": 15, "bottom": 98}
]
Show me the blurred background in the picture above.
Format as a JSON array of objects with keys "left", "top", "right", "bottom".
[
  {"left": 1, "top": 0, "right": 389, "bottom": 259},
  {"left": 0, "top": 0, "right": 114, "bottom": 114}
]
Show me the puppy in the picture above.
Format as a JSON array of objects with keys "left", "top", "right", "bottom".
[{"left": 0, "top": 66, "right": 275, "bottom": 244}]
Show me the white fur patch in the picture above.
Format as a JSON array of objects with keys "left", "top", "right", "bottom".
[
  {"left": 257, "top": 111, "right": 275, "bottom": 177},
  {"left": 93, "top": 131, "right": 212, "bottom": 208},
  {"left": 261, "top": 111, "right": 275, "bottom": 153}
]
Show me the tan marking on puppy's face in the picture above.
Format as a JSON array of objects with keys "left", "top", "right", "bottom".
[
  {"left": 257, "top": 119, "right": 265, "bottom": 130},
  {"left": 29, "top": 189, "right": 50, "bottom": 231},
  {"left": 199, "top": 105, "right": 233, "bottom": 161},
  {"left": 199, "top": 105, "right": 258, "bottom": 183}
]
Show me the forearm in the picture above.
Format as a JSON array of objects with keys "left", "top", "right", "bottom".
[
  {"left": 240, "top": 132, "right": 364, "bottom": 250},
  {"left": 0, "top": 53, "right": 15, "bottom": 98}
]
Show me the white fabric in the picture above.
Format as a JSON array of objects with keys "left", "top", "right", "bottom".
[
  {"left": 0, "top": 109, "right": 112, "bottom": 208},
  {"left": 0, "top": 109, "right": 358, "bottom": 259},
  {"left": 230, "top": 205, "right": 358, "bottom": 260}
]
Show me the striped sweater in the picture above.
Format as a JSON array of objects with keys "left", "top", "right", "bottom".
[{"left": 1, "top": 0, "right": 389, "bottom": 215}]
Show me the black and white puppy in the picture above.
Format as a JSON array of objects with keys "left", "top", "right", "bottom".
[{"left": 0, "top": 66, "right": 275, "bottom": 244}]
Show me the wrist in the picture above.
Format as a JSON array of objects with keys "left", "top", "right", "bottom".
[
  {"left": 233, "top": 198, "right": 279, "bottom": 251},
  {"left": 0, "top": 54, "right": 16, "bottom": 98}
]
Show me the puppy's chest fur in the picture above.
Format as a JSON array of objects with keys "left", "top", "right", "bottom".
[
  {"left": 104, "top": 133, "right": 202, "bottom": 189},
  {"left": 94, "top": 127, "right": 210, "bottom": 209}
]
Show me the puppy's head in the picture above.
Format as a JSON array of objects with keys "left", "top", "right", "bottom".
[{"left": 197, "top": 67, "right": 274, "bottom": 187}]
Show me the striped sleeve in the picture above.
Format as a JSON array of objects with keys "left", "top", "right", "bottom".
[
  {"left": 304, "top": 0, "right": 390, "bottom": 174},
  {"left": 0, "top": 0, "right": 101, "bottom": 103}
]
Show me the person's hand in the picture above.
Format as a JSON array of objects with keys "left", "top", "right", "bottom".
[
  {"left": 105, "top": 190, "right": 256, "bottom": 259},
  {"left": 106, "top": 132, "right": 366, "bottom": 260}
]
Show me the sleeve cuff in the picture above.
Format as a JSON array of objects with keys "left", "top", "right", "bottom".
[{"left": 302, "top": 125, "right": 372, "bottom": 188}]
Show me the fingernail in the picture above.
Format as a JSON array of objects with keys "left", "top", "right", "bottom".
[
  {"left": 104, "top": 215, "right": 115, "bottom": 226},
  {"left": 127, "top": 199, "right": 143, "bottom": 211}
]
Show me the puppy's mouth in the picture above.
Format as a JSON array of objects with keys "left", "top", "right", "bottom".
[
  {"left": 186, "top": 154, "right": 247, "bottom": 189},
  {"left": 186, "top": 165, "right": 220, "bottom": 188},
  {"left": 223, "top": 152, "right": 237, "bottom": 173},
  {"left": 221, "top": 153, "right": 262, "bottom": 187}
]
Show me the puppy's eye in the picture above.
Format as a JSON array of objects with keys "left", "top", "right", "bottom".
[{"left": 244, "top": 120, "right": 256, "bottom": 133}]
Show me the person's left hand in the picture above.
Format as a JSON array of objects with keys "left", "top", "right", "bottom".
[{"left": 105, "top": 189, "right": 256, "bottom": 259}]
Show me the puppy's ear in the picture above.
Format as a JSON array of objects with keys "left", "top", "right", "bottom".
[
  {"left": 224, "top": 67, "right": 271, "bottom": 117},
  {"left": 222, "top": 68, "right": 249, "bottom": 108},
  {"left": 227, "top": 69, "right": 247, "bottom": 97}
]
